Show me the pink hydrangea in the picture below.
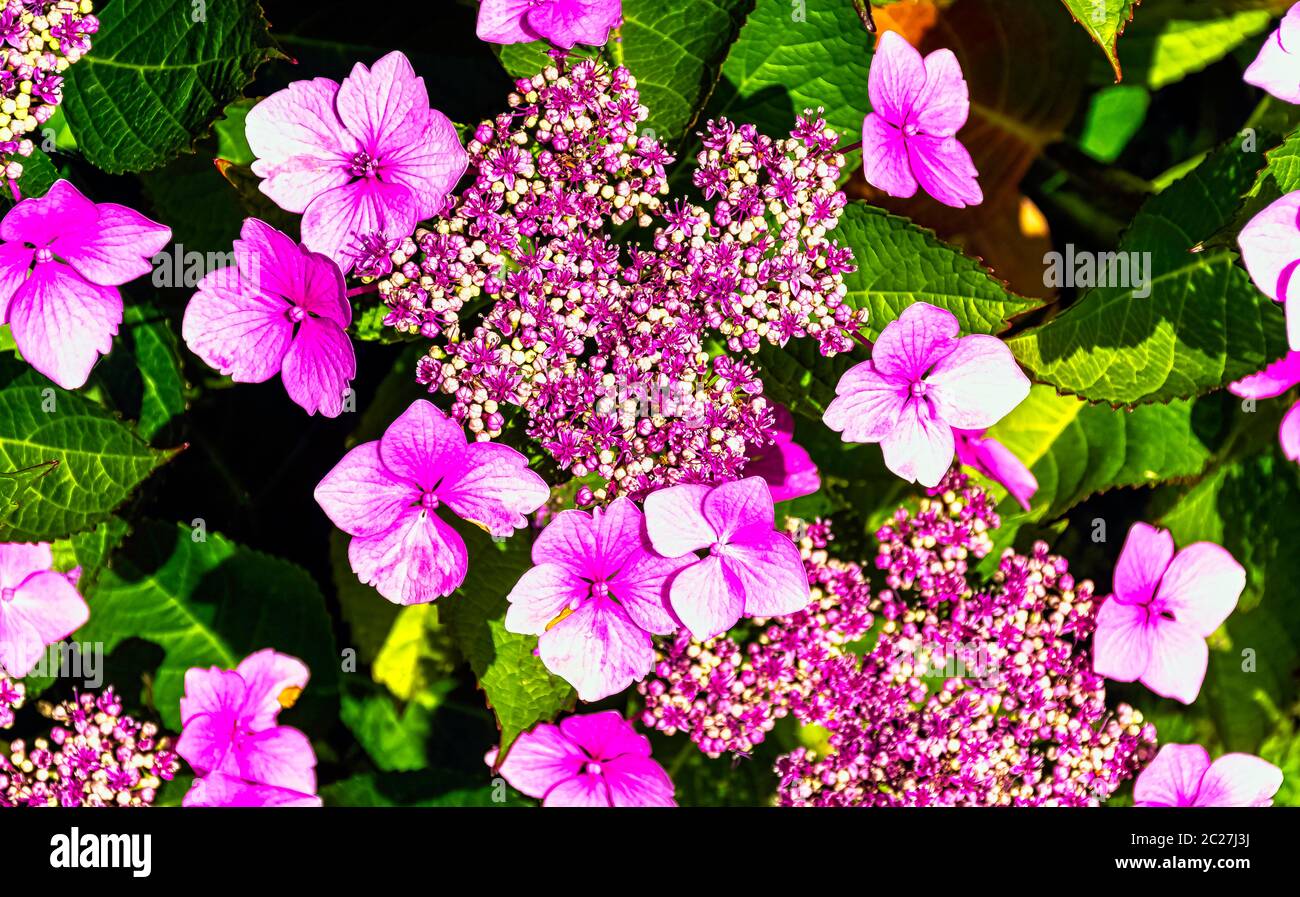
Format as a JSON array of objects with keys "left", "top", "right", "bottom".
[
  {"left": 742, "top": 403, "right": 821, "bottom": 502},
  {"left": 0, "top": 541, "right": 89, "bottom": 678},
  {"left": 0, "top": 179, "right": 171, "bottom": 388},
  {"left": 823, "top": 302, "right": 1030, "bottom": 488},
  {"left": 315, "top": 399, "right": 549, "bottom": 605},
  {"left": 182, "top": 218, "right": 356, "bottom": 417},
  {"left": 476, "top": 0, "right": 622, "bottom": 49},
  {"left": 1245, "top": 3, "right": 1300, "bottom": 104},
  {"left": 245, "top": 51, "right": 467, "bottom": 273},
  {"left": 1135, "top": 744, "right": 1282, "bottom": 807}
]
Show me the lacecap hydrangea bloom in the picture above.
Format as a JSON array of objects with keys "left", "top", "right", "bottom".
[
  {"left": 476, "top": 0, "right": 622, "bottom": 49},
  {"left": 0, "top": 540, "right": 89, "bottom": 678}
]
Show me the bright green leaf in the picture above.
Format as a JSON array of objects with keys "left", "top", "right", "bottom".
[{"left": 1060, "top": 0, "right": 1139, "bottom": 81}]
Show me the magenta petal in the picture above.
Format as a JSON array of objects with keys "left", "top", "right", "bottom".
[
  {"left": 1282, "top": 400, "right": 1300, "bottom": 461},
  {"left": 745, "top": 431, "right": 821, "bottom": 502},
  {"left": 955, "top": 430, "right": 1037, "bottom": 511},
  {"left": 911, "top": 49, "right": 971, "bottom": 136},
  {"left": 588, "top": 497, "right": 648, "bottom": 579},
  {"left": 55, "top": 202, "right": 172, "bottom": 287},
  {"left": 603, "top": 755, "right": 677, "bottom": 807},
  {"left": 880, "top": 398, "right": 955, "bottom": 488},
  {"left": 0, "top": 242, "right": 32, "bottom": 322},
  {"left": 314, "top": 442, "right": 420, "bottom": 539},
  {"left": 280, "top": 316, "right": 357, "bottom": 418},
  {"left": 179, "top": 666, "right": 246, "bottom": 727},
  {"left": 246, "top": 77, "right": 357, "bottom": 214},
  {"left": 382, "top": 113, "right": 468, "bottom": 220},
  {"left": 871, "top": 301, "right": 961, "bottom": 382},
  {"left": 668, "top": 554, "right": 744, "bottom": 640},
  {"left": 236, "top": 219, "right": 351, "bottom": 328},
  {"left": 907, "top": 133, "right": 983, "bottom": 208},
  {"left": 607, "top": 548, "right": 691, "bottom": 635},
  {"left": 379, "top": 399, "right": 466, "bottom": 491},
  {"left": 1238, "top": 190, "right": 1300, "bottom": 304},
  {"left": 476, "top": 0, "right": 541, "bottom": 44},
  {"left": 926, "top": 335, "right": 1030, "bottom": 429},
  {"left": 1155, "top": 543, "right": 1244, "bottom": 637},
  {"left": 543, "top": 773, "right": 610, "bottom": 806},
  {"left": 10, "top": 570, "right": 88, "bottom": 647},
  {"left": 301, "top": 178, "right": 418, "bottom": 274},
  {"left": 1228, "top": 350, "right": 1300, "bottom": 399},
  {"left": 1134, "top": 743, "right": 1210, "bottom": 807},
  {"left": 182, "top": 265, "right": 293, "bottom": 384},
  {"left": 0, "top": 179, "right": 96, "bottom": 245},
  {"left": 538, "top": 596, "right": 655, "bottom": 701},
  {"left": 527, "top": 0, "right": 623, "bottom": 49},
  {"left": 185, "top": 772, "right": 321, "bottom": 808},
  {"left": 0, "top": 542, "right": 53, "bottom": 588},
  {"left": 702, "top": 477, "right": 775, "bottom": 541},
  {"left": 494, "top": 720, "right": 586, "bottom": 798},
  {"left": 1244, "top": 25, "right": 1300, "bottom": 104},
  {"left": 869, "top": 31, "right": 925, "bottom": 126},
  {"left": 233, "top": 725, "right": 317, "bottom": 795},
  {"left": 558, "top": 710, "right": 650, "bottom": 759},
  {"left": 8, "top": 263, "right": 121, "bottom": 389},
  {"left": 643, "top": 483, "right": 716, "bottom": 557},
  {"left": 1140, "top": 619, "right": 1208, "bottom": 705},
  {"left": 505, "top": 563, "right": 588, "bottom": 635},
  {"left": 1092, "top": 598, "right": 1153, "bottom": 683},
  {"left": 175, "top": 709, "right": 238, "bottom": 775},
  {"left": 347, "top": 508, "right": 469, "bottom": 605},
  {"left": 1194, "top": 754, "right": 1284, "bottom": 807},
  {"left": 439, "top": 441, "right": 550, "bottom": 538},
  {"left": 235, "top": 649, "right": 311, "bottom": 732},
  {"left": 823, "top": 361, "right": 906, "bottom": 444},
  {"left": 531, "top": 508, "right": 601, "bottom": 578},
  {"left": 1113, "top": 522, "right": 1175, "bottom": 605},
  {"left": 861, "top": 113, "right": 918, "bottom": 200},
  {"left": 336, "top": 51, "right": 432, "bottom": 155},
  {"left": 720, "top": 530, "right": 811, "bottom": 618},
  {"left": 0, "top": 602, "right": 45, "bottom": 677}
]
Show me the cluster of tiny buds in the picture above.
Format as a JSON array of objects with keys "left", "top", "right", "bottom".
[{"left": 0, "top": 673, "right": 23, "bottom": 729}]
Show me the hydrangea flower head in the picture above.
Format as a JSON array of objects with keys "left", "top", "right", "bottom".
[
  {"left": 1245, "top": 3, "right": 1300, "bottom": 104},
  {"left": 1237, "top": 190, "right": 1300, "bottom": 351},
  {"left": 182, "top": 218, "right": 357, "bottom": 417},
  {"left": 177, "top": 649, "right": 321, "bottom": 808},
  {"left": 477, "top": 0, "right": 622, "bottom": 48},
  {"left": 1093, "top": 523, "right": 1245, "bottom": 705},
  {"left": 0, "top": 541, "right": 89, "bottom": 678},
  {"left": 954, "top": 427, "right": 1038, "bottom": 511},
  {"left": 862, "top": 30, "right": 982, "bottom": 208},
  {"left": 315, "top": 399, "right": 550, "bottom": 605},
  {"left": 742, "top": 403, "right": 821, "bottom": 502},
  {"left": 1135, "top": 744, "right": 1282, "bottom": 807},
  {"left": 245, "top": 51, "right": 468, "bottom": 273},
  {"left": 823, "top": 302, "right": 1030, "bottom": 488},
  {"left": 0, "top": 179, "right": 171, "bottom": 388},
  {"left": 643, "top": 477, "right": 810, "bottom": 639},
  {"left": 490, "top": 711, "right": 675, "bottom": 807},
  {"left": 505, "top": 497, "right": 691, "bottom": 701}
]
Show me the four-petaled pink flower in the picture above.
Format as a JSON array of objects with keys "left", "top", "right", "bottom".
[
  {"left": 954, "top": 427, "right": 1038, "bottom": 511},
  {"left": 1094, "top": 523, "right": 1245, "bottom": 705},
  {"left": 182, "top": 218, "right": 357, "bottom": 418},
  {"left": 315, "top": 399, "right": 550, "bottom": 605},
  {"left": 643, "top": 477, "right": 810, "bottom": 640},
  {"left": 0, "top": 179, "right": 171, "bottom": 389},
  {"left": 489, "top": 711, "right": 675, "bottom": 807},
  {"left": 245, "top": 51, "right": 468, "bottom": 273},
  {"left": 1238, "top": 190, "right": 1300, "bottom": 351},
  {"left": 0, "top": 541, "right": 89, "bottom": 678},
  {"left": 1230, "top": 350, "right": 1300, "bottom": 463},
  {"left": 823, "top": 302, "right": 1030, "bottom": 488},
  {"left": 862, "top": 31, "right": 982, "bottom": 209},
  {"left": 1135, "top": 744, "right": 1282, "bottom": 807},
  {"left": 477, "top": 0, "right": 622, "bottom": 49},
  {"left": 1245, "top": 3, "right": 1300, "bottom": 104},
  {"left": 177, "top": 649, "right": 321, "bottom": 808},
  {"left": 505, "top": 497, "right": 691, "bottom": 701},
  {"left": 743, "top": 403, "right": 821, "bottom": 502}
]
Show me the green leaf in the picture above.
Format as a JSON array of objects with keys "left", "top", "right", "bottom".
[
  {"left": 141, "top": 148, "right": 246, "bottom": 255},
  {"left": 440, "top": 523, "right": 575, "bottom": 756},
  {"left": 331, "top": 528, "right": 400, "bottom": 666},
  {"left": 3, "top": 149, "right": 60, "bottom": 203},
  {"left": 339, "top": 679, "right": 447, "bottom": 773},
  {"left": 51, "top": 516, "right": 133, "bottom": 592},
  {"left": 60, "top": 0, "right": 281, "bottom": 173},
  {"left": 1077, "top": 84, "right": 1150, "bottom": 163},
  {"left": 754, "top": 338, "right": 868, "bottom": 421},
  {"left": 373, "top": 604, "right": 458, "bottom": 701},
  {"left": 840, "top": 201, "right": 1042, "bottom": 339},
  {"left": 0, "top": 356, "right": 171, "bottom": 541},
  {"left": 92, "top": 300, "right": 188, "bottom": 444},
  {"left": 1060, "top": 0, "right": 1139, "bottom": 81},
  {"left": 1009, "top": 140, "right": 1290, "bottom": 406},
  {"left": 322, "top": 770, "right": 528, "bottom": 807},
  {"left": 79, "top": 520, "right": 339, "bottom": 730},
  {"left": 214, "top": 98, "right": 256, "bottom": 166}
]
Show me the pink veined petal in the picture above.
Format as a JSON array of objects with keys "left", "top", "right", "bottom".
[
  {"left": 348, "top": 508, "right": 469, "bottom": 605},
  {"left": 719, "top": 530, "right": 811, "bottom": 618},
  {"left": 179, "top": 667, "right": 246, "bottom": 728},
  {"left": 642, "top": 483, "right": 716, "bottom": 557},
  {"left": 233, "top": 725, "right": 317, "bottom": 795},
  {"left": 526, "top": 0, "right": 623, "bottom": 48},
  {"left": 869, "top": 31, "right": 926, "bottom": 127},
  {"left": 558, "top": 710, "right": 651, "bottom": 761},
  {"left": 182, "top": 265, "right": 293, "bottom": 384},
  {"left": 1281, "top": 400, "right": 1300, "bottom": 462},
  {"left": 9, "top": 570, "right": 88, "bottom": 647},
  {"left": 589, "top": 497, "right": 648, "bottom": 581},
  {"left": 543, "top": 772, "right": 611, "bottom": 806},
  {"left": 1228, "top": 350, "right": 1300, "bottom": 399},
  {"left": 1133, "top": 743, "right": 1211, "bottom": 807},
  {"left": 235, "top": 649, "right": 311, "bottom": 732},
  {"left": 280, "top": 315, "right": 357, "bottom": 418},
  {"left": 0, "top": 242, "right": 33, "bottom": 322},
  {"left": 1244, "top": 26, "right": 1300, "bottom": 105},
  {"left": 0, "top": 542, "right": 53, "bottom": 589},
  {"left": 603, "top": 755, "right": 677, "bottom": 807},
  {"left": 379, "top": 399, "right": 468, "bottom": 491},
  {"left": 744, "top": 430, "right": 821, "bottom": 502},
  {"left": 871, "top": 301, "right": 962, "bottom": 382},
  {"left": 907, "top": 133, "right": 983, "bottom": 208},
  {"left": 246, "top": 77, "right": 357, "bottom": 214},
  {"left": 54, "top": 202, "right": 172, "bottom": 287},
  {"left": 184, "top": 772, "right": 321, "bottom": 808},
  {"left": 504, "top": 563, "right": 589, "bottom": 636},
  {"left": 537, "top": 596, "right": 655, "bottom": 702},
  {"left": 879, "top": 397, "right": 956, "bottom": 488},
  {"left": 959, "top": 433, "right": 1037, "bottom": 511},
  {"left": 926, "top": 334, "right": 1031, "bottom": 430},
  {"left": 234, "top": 219, "right": 351, "bottom": 327},
  {"left": 1113, "top": 522, "right": 1175, "bottom": 606},
  {"left": 382, "top": 113, "right": 468, "bottom": 220},
  {"left": 301, "top": 178, "right": 418, "bottom": 275},
  {"left": 607, "top": 547, "right": 691, "bottom": 635},
  {"left": 823, "top": 361, "right": 907, "bottom": 444},
  {"left": 531, "top": 509, "right": 600, "bottom": 579},
  {"left": 1092, "top": 598, "right": 1154, "bottom": 683},
  {"left": 1237, "top": 190, "right": 1300, "bottom": 304},
  {"left": 668, "top": 554, "right": 745, "bottom": 640},
  {"left": 439, "top": 441, "right": 550, "bottom": 538},
  {"left": 494, "top": 720, "right": 586, "bottom": 797},
  {"left": 476, "top": 0, "right": 542, "bottom": 44},
  {"left": 314, "top": 442, "right": 420, "bottom": 539},
  {"left": 1139, "top": 619, "right": 1209, "bottom": 705},
  {"left": 8, "top": 262, "right": 121, "bottom": 389},
  {"left": 0, "top": 179, "right": 96, "bottom": 246},
  {"left": 702, "top": 477, "right": 775, "bottom": 543},
  {"left": 1194, "top": 754, "right": 1285, "bottom": 807},
  {"left": 1155, "top": 543, "right": 1245, "bottom": 637},
  {"left": 911, "top": 48, "right": 971, "bottom": 137},
  {"left": 175, "top": 709, "right": 238, "bottom": 776},
  {"left": 336, "top": 51, "right": 432, "bottom": 156},
  {"left": 0, "top": 601, "right": 47, "bottom": 677},
  {"left": 862, "top": 112, "right": 919, "bottom": 200}
]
